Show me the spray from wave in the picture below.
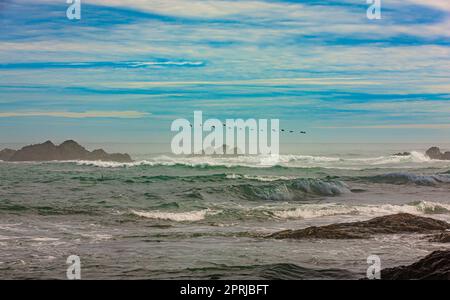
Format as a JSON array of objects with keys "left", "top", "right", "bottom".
[
  {"left": 131, "top": 209, "right": 216, "bottom": 222},
  {"left": 72, "top": 150, "right": 447, "bottom": 170},
  {"left": 128, "top": 201, "right": 450, "bottom": 223},
  {"left": 272, "top": 201, "right": 450, "bottom": 220}
]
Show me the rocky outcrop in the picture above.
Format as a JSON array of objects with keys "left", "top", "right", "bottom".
[
  {"left": 1, "top": 140, "right": 132, "bottom": 162},
  {"left": 429, "top": 232, "right": 450, "bottom": 243},
  {"left": 0, "top": 148, "right": 16, "bottom": 161},
  {"left": 381, "top": 250, "right": 450, "bottom": 280},
  {"left": 268, "top": 213, "right": 450, "bottom": 240},
  {"left": 426, "top": 147, "right": 450, "bottom": 160},
  {"left": 392, "top": 152, "right": 410, "bottom": 156}
]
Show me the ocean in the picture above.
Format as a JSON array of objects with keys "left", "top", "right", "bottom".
[{"left": 1, "top": 143, "right": 450, "bottom": 279}]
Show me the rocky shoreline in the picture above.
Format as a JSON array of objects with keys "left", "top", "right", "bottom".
[
  {"left": 425, "top": 147, "right": 450, "bottom": 160},
  {"left": 268, "top": 213, "right": 450, "bottom": 240},
  {"left": 380, "top": 250, "right": 450, "bottom": 280},
  {"left": 0, "top": 140, "right": 132, "bottom": 162},
  {"left": 268, "top": 213, "right": 450, "bottom": 280},
  {"left": 392, "top": 146, "right": 450, "bottom": 160}
]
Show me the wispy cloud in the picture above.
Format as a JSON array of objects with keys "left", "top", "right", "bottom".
[
  {"left": 317, "top": 124, "right": 450, "bottom": 129},
  {"left": 0, "top": 111, "right": 150, "bottom": 119},
  {"left": 116, "top": 77, "right": 381, "bottom": 87},
  {"left": 0, "top": 0, "right": 449, "bottom": 142},
  {"left": 0, "top": 61, "right": 205, "bottom": 69}
]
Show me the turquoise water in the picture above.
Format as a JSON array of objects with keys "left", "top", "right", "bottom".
[{"left": 1, "top": 144, "right": 450, "bottom": 279}]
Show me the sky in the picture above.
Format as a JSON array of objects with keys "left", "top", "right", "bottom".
[{"left": 0, "top": 0, "right": 449, "bottom": 148}]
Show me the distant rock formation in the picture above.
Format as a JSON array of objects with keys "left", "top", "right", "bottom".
[
  {"left": 380, "top": 250, "right": 450, "bottom": 280},
  {"left": 392, "top": 152, "right": 411, "bottom": 156},
  {"left": 0, "top": 140, "right": 132, "bottom": 162},
  {"left": 429, "top": 232, "right": 450, "bottom": 243},
  {"left": 426, "top": 147, "right": 450, "bottom": 160},
  {"left": 268, "top": 213, "right": 450, "bottom": 240},
  {"left": 0, "top": 148, "right": 16, "bottom": 161}
]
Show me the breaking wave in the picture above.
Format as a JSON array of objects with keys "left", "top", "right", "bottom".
[
  {"left": 71, "top": 151, "right": 449, "bottom": 170},
  {"left": 362, "top": 172, "right": 450, "bottom": 186},
  {"left": 230, "top": 179, "right": 350, "bottom": 201},
  {"left": 131, "top": 209, "right": 216, "bottom": 222},
  {"left": 128, "top": 201, "right": 450, "bottom": 223},
  {"left": 226, "top": 174, "right": 297, "bottom": 182},
  {"left": 272, "top": 201, "right": 450, "bottom": 220}
]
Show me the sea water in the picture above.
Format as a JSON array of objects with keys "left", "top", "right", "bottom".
[{"left": 1, "top": 143, "right": 449, "bottom": 279}]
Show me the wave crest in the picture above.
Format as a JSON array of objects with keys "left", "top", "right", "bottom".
[
  {"left": 363, "top": 172, "right": 450, "bottom": 186},
  {"left": 72, "top": 151, "right": 447, "bottom": 170},
  {"left": 273, "top": 201, "right": 450, "bottom": 220},
  {"left": 129, "top": 201, "right": 450, "bottom": 223},
  {"left": 131, "top": 209, "right": 214, "bottom": 222},
  {"left": 232, "top": 179, "right": 350, "bottom": 201}
]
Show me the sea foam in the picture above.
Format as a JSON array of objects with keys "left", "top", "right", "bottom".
[
  {"left": 272, "top": 201, "right": 450, "bottom": 220},
  {"left": 131, "top": 209, "right": 213, "bottom": 222},
  {"left": 73, "top": 151, "right": 449, "bottom": 170}
]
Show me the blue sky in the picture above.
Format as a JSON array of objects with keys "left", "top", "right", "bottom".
[{"left": 0, "top": 0, "right": 449, "bottom": 146}]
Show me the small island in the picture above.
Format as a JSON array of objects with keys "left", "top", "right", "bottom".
[
  {"left": 425, "top": 146, "right": 450, "bottom": 160},
  {"left": 0, "top": 140, "right": 132, "bottom": 162},
  {"left": 392, "top": 147, "right": 450, "bottom": 160}
]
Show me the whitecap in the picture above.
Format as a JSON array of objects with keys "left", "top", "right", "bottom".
[{"left": 131, "top": 209, "right": 214, "bottom": 222}]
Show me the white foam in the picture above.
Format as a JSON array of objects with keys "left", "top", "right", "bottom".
[
  {"left": 67, "top": 151, "right": 450, "bottom": 170},
  {"left": 131, "top": 209, "right": 213, "bottom": 222},
  {"left": 272, "top": 201, "right": 450, "bottom": 220},
  {"left": 410, "top": 151, "right": 432, "bottom": 162},
  {"left": 226, "top": 174, "right": 295, "bottom": 182},
  {"left": 30, "top": 237, "right": 60, "bottom": 242}
]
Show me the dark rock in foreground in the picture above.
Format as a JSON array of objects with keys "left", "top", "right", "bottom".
[
  {"left": 426, "top": 147, "right": 450, "bottom": 160},
  {"left": 1, "top": 140, "right": 132, "bottom": 162},
  {"left": 268, "top": 213, "right": 450, "bottom": 240},
  {"left": 381, "top": 250, "right": 450, "bottom": 280}
]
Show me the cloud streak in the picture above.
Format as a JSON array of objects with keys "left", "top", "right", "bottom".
[
  {"left": 317, "top": 124, "right": 450, "bottom": 129},
  {"left": 0, "top": 0, "right": 449, "bottom": 142},
  {"left": 0, "top": 111, "right": 150, "bottom": 119},
  {"left": 0, "top": 61, "right": 205, "bottom": 69}
]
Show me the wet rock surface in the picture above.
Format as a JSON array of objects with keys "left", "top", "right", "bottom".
[
  {"left": 381, "top": 250, "right": 450, "bottom": 280},
  {"left": 269, "top": 213, "right": 450, "bottom": 240},
  {"left": 429, "top": 232, "right": 450, "bottom": 243},
  {"left": 1, "top": 140, "right": 132, "bottom": 162},
  {"left": 426, "top": 147, "right": 450, "bottom": 160}
]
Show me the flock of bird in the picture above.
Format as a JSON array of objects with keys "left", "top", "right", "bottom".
[{"left": 189, "top": 123, "right": 307, "bottom": 134}]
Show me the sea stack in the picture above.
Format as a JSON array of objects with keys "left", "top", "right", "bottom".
[
  {"left": 425, "top": 147, "right": 450, "bottom": 160},
  {"left": 0, "top": 140, "right": 132, "bottom": 162},
  {"left": 0, "top": 148, "right": 16, "bottom": 161}
]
